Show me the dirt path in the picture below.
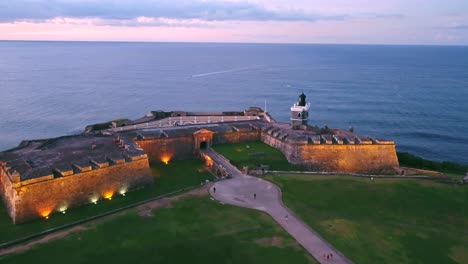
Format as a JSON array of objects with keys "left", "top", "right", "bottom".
[
  {"left": 0, "top": 184, "right": 212, "bottom": 257},
  {"left": 0, "top": 226, "right": 87, "bottom": 256},
  {"left": 137, "top": 184, "right": 211, "bottom": 217}
]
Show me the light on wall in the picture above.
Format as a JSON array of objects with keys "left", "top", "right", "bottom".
[
  {"left": 40, "top": 209, "right": 52, "bottom": 219},
  {"left": 90, "top": 195, "right": 99, "bottom": 204},
  {"left": 161, "top": 155, "right": 171, "bottom": 165},
  {"left": 104, "top": 191, "right": 114, "bottom": 200},
  {"left": 59, "top": 205, "right": 68, "bottom": 214},
  {"left": 119, "top": 187, "right": 127, "bottom": 196}
]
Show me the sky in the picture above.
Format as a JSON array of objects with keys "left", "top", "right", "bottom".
[{"left": 1, "top": 0, "right": 468, "bottom": 45}]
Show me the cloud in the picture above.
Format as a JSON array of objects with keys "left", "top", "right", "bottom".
[
  {"left": 39, "top": 16, "right": 215, "bottom": 28},
  {"left": 0, "top": 0, "right": 350, "bottom": 26}
]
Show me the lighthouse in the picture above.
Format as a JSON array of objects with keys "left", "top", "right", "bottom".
[{"left": 290, "top": 93, "right": 310, "bottom": 129}]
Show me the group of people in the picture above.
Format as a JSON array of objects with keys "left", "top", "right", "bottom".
[{"left": 324, "top": 253, "right": 334, "bottom": 261}]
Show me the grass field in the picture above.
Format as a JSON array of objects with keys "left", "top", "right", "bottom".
[
  {"left": 263, "top": 174, "right": 468, "bottom": 264},
  {"left": 0, "top": 159, "right": 214, "bottom": 244},
  {"left": 0, "top": 196, "right": 317, "bottom": 264},
  {"left": 213, "top": 141, "right": 303, "bottom": 171}
]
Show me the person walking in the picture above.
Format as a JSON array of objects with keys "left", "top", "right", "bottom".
[
  {"left": 254, "top": 193, "right": 256, "bottom": 199},
  {"left": 213, "top": 187, "right": 216, "bottom": 193}
]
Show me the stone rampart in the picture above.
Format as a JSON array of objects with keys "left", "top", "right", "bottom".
[
  {"left": 136, "top": 136, "right": 194, "bottom": 163},
  {"left": 262, "top": 133, "right": 398, "bottom": 174},
  {"left": 136, "top": 129, "right": 261, "bottom": 164},
  {"left": 213, "top": 130, "right": 261, "bottom": 144},
  {"left": 0, "top": 167, "right": 16, "bottom": 220},
  {"left": 1, "top": 157, "right": 152, "bottom": 224}
]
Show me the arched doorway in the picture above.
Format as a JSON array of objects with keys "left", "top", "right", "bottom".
[
  {"left": 200, "top": 141, "right": 207, "bottom": 150},
  {"left": 193, "top": 129, "right": 214, "bottom": 153}
]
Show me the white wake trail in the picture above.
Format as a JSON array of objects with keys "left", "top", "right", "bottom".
[{"left": 191, "top": 66, "right": 259, "bottom": 77}]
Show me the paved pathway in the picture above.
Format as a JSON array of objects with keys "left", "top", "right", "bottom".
[{"left": 206, "top": 149, "right": 352, "bottom": 264}]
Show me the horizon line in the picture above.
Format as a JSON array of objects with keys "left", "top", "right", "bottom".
[{"left": 1, "top": 39, "right": 467, "bottom": 47}]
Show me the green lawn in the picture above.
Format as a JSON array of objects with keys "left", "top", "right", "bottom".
[
  {"left": 0, "top": 196, "right": 316, "bottom": 264},
  {"left": 213, "top": 141, "right": 303, "bottom": 171},
  {"left": 263, "top": 174, "right": 468, "bottom": 264},
  {"left": 0, "top": 159, "right": 214, "bottom": 244}
]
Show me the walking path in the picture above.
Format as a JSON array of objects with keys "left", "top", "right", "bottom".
[{"left": 206, "top": 149, "right": 352, "bottom": 264}]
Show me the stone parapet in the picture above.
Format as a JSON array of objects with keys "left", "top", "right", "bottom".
[{"left": 2, "top": 158, "right": 153, "bottom": 224}]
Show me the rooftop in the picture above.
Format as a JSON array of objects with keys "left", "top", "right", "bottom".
[{"left": 0, "top": 134, "right": 146, "bottom": 182}]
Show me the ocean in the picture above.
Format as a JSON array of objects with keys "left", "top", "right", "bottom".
[{"left": 0, "top": 41, "right": 467, "bottom": 164}]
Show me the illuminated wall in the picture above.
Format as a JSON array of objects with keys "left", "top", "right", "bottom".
[
  {"left": 136, "top": 130, "right": 261, "bottom": 164},
  {"left": 4, "top": 158, "right": 153, "bottom": 224},
  {"left": 262, "top": 133, "right": 399, "bottom": 174},
  {"left": 136, "top": 136, "right": 195, "bottom": 163},
  {"left": 0, "top": 167, "right": 16, "bottom": 220}
]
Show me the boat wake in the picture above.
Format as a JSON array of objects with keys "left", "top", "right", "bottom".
[{"left": 191, "top": 66, "right": 260, "bottom": 77}]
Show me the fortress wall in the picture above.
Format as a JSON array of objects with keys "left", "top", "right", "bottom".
[
  {"left": 137, "top": 131, "right": 260, "bottom": 163},
  {"left": 214, "top": 131, "right": 261, "bottom": 145},
  {"left": 0, "top": 168, "right": 16, "bottom": 221},
  {"left": 12, "top": 158, "right": 153, "bottom": 224},
  {"left": 296, "top": 144, "right": 399, "bottom": 173},
  {"left": 261, "top": 133, "right": 298, "bottom": 158},
  {"left": 136, "top": 136, "right": 194, "bottom": 163},
  {"left": 262, "top": 133, "right": 399, "bottom": 174}
]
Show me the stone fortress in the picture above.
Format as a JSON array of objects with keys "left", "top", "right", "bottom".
[{"left": 0, "top": 94, "right": 399, "bottom": 223}]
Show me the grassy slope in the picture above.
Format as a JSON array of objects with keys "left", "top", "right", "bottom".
[
  {"left": 398, "top": 152, "right": 468, "bottom": 178},
  {"left": 264, "top": 174, "right": 468, "bottom": 264},
  {"left": 213, "top": 141, "right": 303, "bottom": 171},
  {"left": 1, "top": 196, "right": 317, "bottom": 264},
  {"left": 0, "top": 160, "right": 213, "bottom": 244}
]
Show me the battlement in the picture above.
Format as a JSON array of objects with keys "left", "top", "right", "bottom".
[
  {"left": 0, "top": 134, "right": 150, "bottom": 187},
  {"left": 262, "top": 124, "right": 395, "bottom": 146}
]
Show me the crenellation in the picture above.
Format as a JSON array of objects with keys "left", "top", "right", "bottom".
[
  {"left": 343, "top": 136, "right": 356, "bottom": 145},
  {"left": 19, "top": 174, "right": 54, "bottom": 186},
  {"left": 332, "top": 135, "right": 344, "bottom": 145},
  {"left": 309, "top": 136, "right": 321, "bottom": 144},
  {"left": 90, "top": 159, "right": 110, "bottom": 169},
  {"left": 53, "top": 166, "right": 74, "bottom": 177},
  {"left": 320, "top": 135, "right": 333, "bottom": 144},
  {"left": 358, "top": 137, "right": 373, "bottom": 145},
  {"left": 124, "top": 153, "right": 148, "bottom": 162},
  {"left": 72, "top": 163, "right": 92, "bottom": 173},
  {"left": 368, "top": 137, "right": 378, "bottom": 144},
  {"left": 107, "top": 156, "right": 125, "bottom": 166},
  {"left": 375, "top": 139, "right": 395, "bottom": 145}
]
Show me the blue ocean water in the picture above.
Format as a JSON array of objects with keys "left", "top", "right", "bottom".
[{"left": 0, "top": 41, "right": 467, "bottom": 164}]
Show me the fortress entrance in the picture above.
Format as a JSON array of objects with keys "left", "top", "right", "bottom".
[
  {"left": 200, "top": 141, "right": 207, "bottom": 149},
  {"left": 193, "top": 129, "right": 215, "bottom": 153}
]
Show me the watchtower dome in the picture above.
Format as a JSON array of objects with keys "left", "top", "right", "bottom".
[{"left": 290, "top": 93, "right": 311, "bottom": 129}]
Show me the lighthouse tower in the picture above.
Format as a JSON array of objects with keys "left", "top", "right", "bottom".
[{"left": 290, "top": 93, "right": 310, "bottom": 129}]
